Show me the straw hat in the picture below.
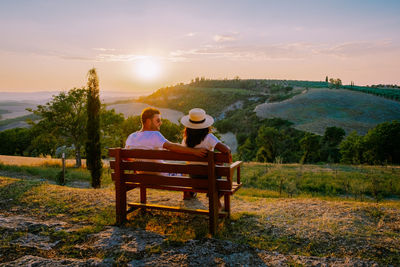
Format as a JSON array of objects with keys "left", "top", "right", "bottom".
[{"left": 180, "top": 108, "right": 214, "bottom": 129}]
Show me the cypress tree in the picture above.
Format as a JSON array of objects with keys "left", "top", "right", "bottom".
[{"left": 86, "top": 68, "right": 102, "bottom": 188}]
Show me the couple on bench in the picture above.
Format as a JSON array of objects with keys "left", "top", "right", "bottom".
[{"left": 125, "top": 107, "right": 231, "bottom": 201}]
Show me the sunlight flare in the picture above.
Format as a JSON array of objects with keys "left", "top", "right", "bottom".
[{"left": 135, "top": 58, "right": 161, "bottom": 80}]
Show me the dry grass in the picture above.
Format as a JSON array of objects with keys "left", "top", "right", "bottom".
[
  {"left": 1, "top": 174, "right": 400, "bottom": 264},
  {"left": 1, "top": 156, "right": 400, "bottom": 264},
  {"left": 0, "top": 155, "right": 81, "bottom": 168}
]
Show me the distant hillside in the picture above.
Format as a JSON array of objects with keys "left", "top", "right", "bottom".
[
  {"left": 0, "top": 101, "right": 38, "bottom": 120},
  {"left": 255, "top": 88, "right": 400, "bottom": 135},
  {"left": 134, "top": 81, "right": 400, "bottom": 136},
  {"left": 0, "top": 114, "right": 39, "bottom": 132}
]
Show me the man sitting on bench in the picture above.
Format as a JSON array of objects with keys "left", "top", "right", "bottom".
[{"left": 125, "top": 107, "right": 208, "bottom": 163}]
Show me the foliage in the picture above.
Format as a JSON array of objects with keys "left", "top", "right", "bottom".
[
  {"left": 160, "top": 118, "right": 183, "bottom": 143},
  {"left": 28, "top": 88, "right": 88, "bottom": 167},
  {"left": 320, "top": 126, "right": 346, "bottom": 163},
  {"left": 329, "top": 78, "right": 342, "bottom": 89},
  {"left": 339, "top": 121, "right": 400, "bottom": 165},
  {"left": 299, "top": 133, "right": 321, "bottom": 164},
  {"left": 100, "top": 108, "right": 125, "bottom": 152},
  {"left": 0, "top": 128, "right": 32, "bottom": 156},
  {"left": 343, "top": 85, "right": 400, "bottom": 101},
  {"left": 363, "top": 120, "right": 400, "bottom": 164},
  {"left": 86, "top": 68, "right": 102, "bottom": 188},
  {"left": 138, "top": 85, "right": 257, "bottom": 117},
  {"left": 339, "top": 131, "right": 365, "bottom": 164}
]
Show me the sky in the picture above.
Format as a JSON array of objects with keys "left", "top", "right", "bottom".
[{"left": 0, "top": 0, "right": 399, "bottom": 94}]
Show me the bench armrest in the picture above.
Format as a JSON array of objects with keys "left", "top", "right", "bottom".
[{"left": 229, "top": 161, "right": 243, "bottom": 184}]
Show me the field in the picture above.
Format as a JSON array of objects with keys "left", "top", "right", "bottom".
[
  {"left": 0, "top": 155, "right": 399, "bottom": 265},
  {"left": 255, "top": 88, "right": 400, "bottom": 135}
]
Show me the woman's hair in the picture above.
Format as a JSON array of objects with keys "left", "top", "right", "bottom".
[{"left": 184, "top": 127, "right": 211, "bottom": 148}]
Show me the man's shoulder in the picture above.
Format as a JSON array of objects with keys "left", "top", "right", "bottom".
[
  {"left": 127, "top": 131, "right": 140, "bottom": 139},
  {"left": 142, "top": 131, "right": 165, "bottom": 138},
  {"left": 128, "top": 131, "right": 167, "bottom": 141}
]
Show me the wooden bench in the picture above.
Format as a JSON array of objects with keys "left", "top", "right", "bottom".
[{"left": 108, "top": 148, "right": 243, "bottom": 235}]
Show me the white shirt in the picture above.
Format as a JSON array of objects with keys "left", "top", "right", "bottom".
[
  {"left": 182, "top": 133, "right": 220, "bottom": 151},
  {"left": 125, "top": 131, "right": 168, "bottom": 150}
]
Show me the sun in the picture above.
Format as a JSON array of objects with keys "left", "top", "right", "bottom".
[{"left": 135, "top": 58, "right": 161, "bottom": 80}]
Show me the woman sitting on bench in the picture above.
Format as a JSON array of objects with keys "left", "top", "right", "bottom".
[{"left": 180, "top": 108, "right": 232, "bottom": 200}]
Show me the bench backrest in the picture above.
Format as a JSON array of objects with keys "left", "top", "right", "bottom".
[{"left": 109, "top": 148, "right": 234, "bottom": 191}]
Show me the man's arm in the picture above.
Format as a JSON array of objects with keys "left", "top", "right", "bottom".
[
  {"left": 163, "top": 142, "right": 208, "bottom": 157},
  {"left": 215, "top": 142, "right": 232, "bottom": 163}
]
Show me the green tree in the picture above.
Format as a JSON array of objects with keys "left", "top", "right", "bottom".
[
  {"left": 121, "top": 116, "right": 142, "bottom": 144},
  {"left": 300, "top": 133, "right": 321, "bottom": 163},
  {"left": 28, "top": 88, "right": 87, "bottom": 166},
  {"left": 0, "top": 128, "right": 32, "bottom": 155},
  {"left": 256, "top": 126, "right": 281, "bottom": 162},
  {"left": 160, "top": 118, "right": 183, "bottom": 142},
  {"left": 363, "top": 120, "right": 400, "bottom": 164},
  {"left": 329, "top": 78, "right": 342, "bottom": 89},
  {"left": 238, "top": 137, "right": 257, "bottom": 162},
  {"left": 100, "top": 107, "right": 125, "bottom": 154},
  {"left": 86, "top": 68, "right": 102, "bottom": 188},
  {"left": 339, "top": 131, "right": 365, "bottom": 164},
  {"left": 320, "top": 126, "right": 346, "bottom": 163}
]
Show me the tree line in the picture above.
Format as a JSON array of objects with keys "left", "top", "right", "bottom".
[{"left": 236, "top": 119, "right": 400, "bottom": 165}]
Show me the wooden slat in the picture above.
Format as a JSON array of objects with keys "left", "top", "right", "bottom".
[
  {"left": 219, "top": 183, "right": 242, "bottom": 195},
  {"left": 128, "top": 184, "right": 209, "bottom": 193},
  {"left": 127, "top": 202, "right": 228, "bottom": 217},
  {"left": 110, "top": 161, "right": 230, "bottom": 177},
  {"left": 112, "top": 173, "right": 233, "bottom": 190},
  {"left": 122, "top": 173, "right": 208, "bottom": 188},
  {"left": 109, "top": 148, "right": 231, "bottom": 163}
]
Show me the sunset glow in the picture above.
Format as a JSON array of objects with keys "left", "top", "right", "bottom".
[
  {"left": 135, "top": 58, "right": 161, "bottom": 81},
  {"left": 0, "top": 0, "right": 399, "bottom": 93}
]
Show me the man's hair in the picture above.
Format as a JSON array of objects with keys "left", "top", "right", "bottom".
[{"left": 141, "top": 107, "right": 161, "bottom": 125}]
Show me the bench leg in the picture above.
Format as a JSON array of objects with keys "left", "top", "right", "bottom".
[
  {"left": 224, "top": 194, "right": 231, "bottom": 218},
  {"left": 140, "top": 186, "right": 147, "bottom": 203},
  {"left": 140, "top": 187, "right": 147, "bottom": 212},
  {"left": 209, "top": 190, "right": 218, "bottom": 236},
  {"left": 115, "top": 184, "right": 127, "bottom": 225}
]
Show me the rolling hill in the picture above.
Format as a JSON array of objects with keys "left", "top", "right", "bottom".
[{"left": 255, "top": 88, "right": 400, "bottom": 135}]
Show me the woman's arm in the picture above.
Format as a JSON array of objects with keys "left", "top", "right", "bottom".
[{"left": 163, "top": 142, "right": 208, "bottom": 157}]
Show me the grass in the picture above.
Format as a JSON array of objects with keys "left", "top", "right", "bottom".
[
  {"left": 240, "top": 162, "right": 400, "bottom": 201},
  {"left": 255, "top": 88, "right": 400, "bottom": 135},
  {"left": 0, "top": 158, "right": 400, "bottom": 265},
  {"left": 0, "top": 162, "right": 113, "bottom": 187}
]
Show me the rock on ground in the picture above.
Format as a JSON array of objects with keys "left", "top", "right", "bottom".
[{"left": 1, "top": 213, "right": 379, "bottom": 266}]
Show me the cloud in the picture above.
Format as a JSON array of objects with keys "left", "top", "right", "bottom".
[
  {"left": 95, "top": 53, "right": 146, "bottom": 62},
  {"left": 168, "top": 40, "right": 400, "bottom": 62},
  {"left": 168, "top": 42, "right": 315, "bottom": 62},
  {"left": 92, "top": 48, "right": 116, "bottom": 52},
  {"left": 185, "top": 32, "right": 196, "bottom": 37},
  {"left": 213, "top": 33, "right": 238, "bottom": 42},
  {"left": 317, "top": 40, "right": 398, "bottom": 58}
]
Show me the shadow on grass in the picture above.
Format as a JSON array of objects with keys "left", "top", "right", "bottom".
[
  {"left": 123, "top": 209, "right": 399, "bottom": 265},
  {"left": 0, "top": 178, "right": 44, "bottom": 210}
]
